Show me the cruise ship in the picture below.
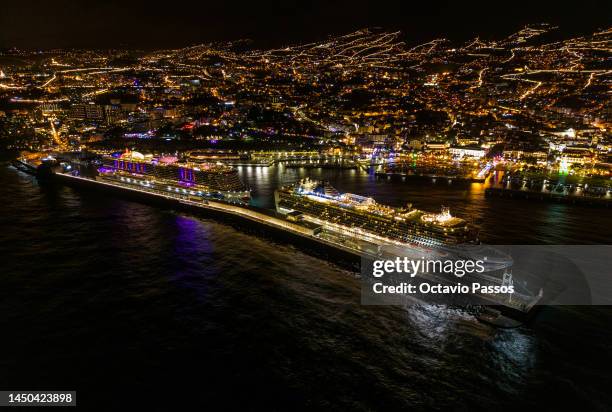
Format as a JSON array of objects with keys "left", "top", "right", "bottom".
[
  {"left": 97, "top": 151, "right": 250, "bottom": 203},
  {"left": 274, "top": 179, "right": 543, "bottom": 316},
  {"left": 275, "top": 178, "right": 477, "bottom": 247}
]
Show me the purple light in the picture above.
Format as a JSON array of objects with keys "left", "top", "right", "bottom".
[{"left": 179, "top": 167, "right": 196, "bottom": 183}]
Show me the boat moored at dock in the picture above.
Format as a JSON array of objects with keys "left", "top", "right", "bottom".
[
  {"left": 96, "top": 150, "right": 250, "bottom": 204},
  {"left": 275, "top": 178, "right": 477, "bottom": 248}
]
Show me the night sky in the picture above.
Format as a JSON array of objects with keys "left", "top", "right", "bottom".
[{"left": 1, "top": 0, "right": 610, "bottom": 49}]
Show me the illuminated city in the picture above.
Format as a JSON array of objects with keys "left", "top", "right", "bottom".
[
  {"left": 1, "top": 0, "right": 611, "bottom": 410},
  {"left": 2, "top": 24, "right": 611, "bottom": 204}
]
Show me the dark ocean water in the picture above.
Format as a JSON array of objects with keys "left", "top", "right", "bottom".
[{"left": 1, "top": 163, "right": 611, "bottom": 411}]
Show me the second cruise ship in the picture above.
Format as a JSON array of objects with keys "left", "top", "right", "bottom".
[{"left": 275, "top": 178, "right": 477, "bottom": 247}]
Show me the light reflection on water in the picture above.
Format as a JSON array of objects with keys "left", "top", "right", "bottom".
[
  {"left": 491, "top": 329, "right": 536, "bottom": 376},
  {"left": 406, "top": 304, "right": 481, "bottom": 341}
]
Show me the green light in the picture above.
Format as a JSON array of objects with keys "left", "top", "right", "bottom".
[{"left": 559, "top": 158, "right": 569, "bottom": 174}]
